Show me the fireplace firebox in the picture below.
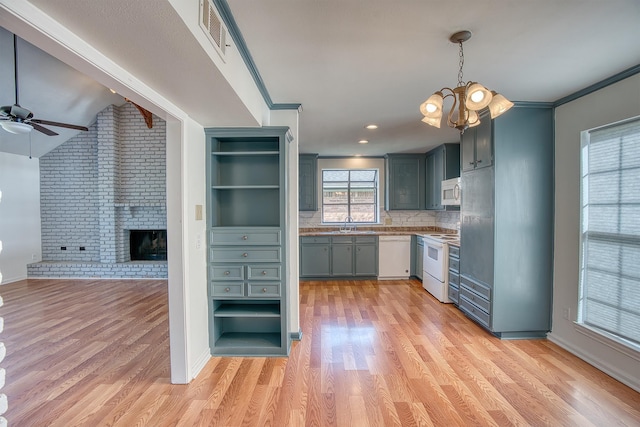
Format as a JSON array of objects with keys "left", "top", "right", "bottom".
[{"left": 130, "top": 230, "right": 167, "bottom": 261}]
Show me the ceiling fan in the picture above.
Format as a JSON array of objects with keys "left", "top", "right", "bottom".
[{"left": 0, "top": 34, "right": 89, "bottom": 136}]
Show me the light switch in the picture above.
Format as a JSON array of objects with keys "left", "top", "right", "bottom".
[{"left": 195, "top": 204, "right": 203, "bottom": 220}]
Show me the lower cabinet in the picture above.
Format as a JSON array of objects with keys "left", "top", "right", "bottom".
[
  {"left": 447, "top": 244, "right": 460, "bottom": 305},
  {"left": 300, "top": 235, "right": 378, "bottom": 278},
  {"left": 415, "top": 235, "right": 424, "bottom": 280}
]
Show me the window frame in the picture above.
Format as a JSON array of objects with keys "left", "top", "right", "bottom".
[
  {"left": 578, "top": 115, "right": 640, "bottom": 352},
  {"left": 321, "top": 168, "right": 379, "bottom": 224}
]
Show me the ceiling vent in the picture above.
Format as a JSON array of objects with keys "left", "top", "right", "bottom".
[{"left": 200, "top": 0, "right": 227, "bottom": 60}]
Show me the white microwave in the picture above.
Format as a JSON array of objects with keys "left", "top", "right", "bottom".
[{"left": 441, "top": 177, "right": 461, "bottom": 206}]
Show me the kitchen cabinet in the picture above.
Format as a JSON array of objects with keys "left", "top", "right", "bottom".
[
  {"left": 299, "top": 237, "right": 330, "bottom": 277},
  {"left": 425, "top": 143, "right": 461, "bottom": 210},
  {"left": 461, "top": 116, "right": 492, "bottom": 172},
  {"left": 415, "top": 235, "right": 423, "bottom": 280},
  {"left": 459, "top": 105, "right": 553, "bottom": 338},
  {"left": 299, "top": 235, "right": 378, "bottom": 278},
  {"left": 299, "top": 154, "right": 318, "bottom": 211},
  {"left": 384, "top": 154, "right": 426, "bottom": 210},
  {"left": 447, "top": 243, "right": 460, "bottom": 305},
  {"left": 206, "top": 126, "right": 291, "bottom": 356}
]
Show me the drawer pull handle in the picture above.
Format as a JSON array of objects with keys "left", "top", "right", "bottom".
[
  {"left": 224, "top": 271, "right": 230, "bottom": 275},
  {"left": 242, "top": 253, "right": 248, "bottom": 258},
  {"left": 225, "top": 287, "right": 230, "bottom": 292},
  {"left": 242, "top": 235, "right": 248, "bottom": 240},
  {"left": 262, "top": 288, "right": 267, "bottom": 293},
  {"left": 261, "top": 271, "right": 267, "bottom": 275}
]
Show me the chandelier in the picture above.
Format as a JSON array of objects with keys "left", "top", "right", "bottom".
[{"left": 420, "top": 31, "right": 513, "bottom": 133}]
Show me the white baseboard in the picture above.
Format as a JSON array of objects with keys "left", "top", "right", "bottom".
[
  {"left": 190, "top": 347, "right": 211, "bottom": 382},
  {"left": 547, "top": 332, "right": 640, "bottom": 393}
]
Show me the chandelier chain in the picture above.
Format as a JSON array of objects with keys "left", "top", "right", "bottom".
[{"left": 457, "top": 41, "right": 465, "bottom": 87}]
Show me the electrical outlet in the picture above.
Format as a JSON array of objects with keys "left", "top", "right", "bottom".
[{"left": 562, "top": 307, "right": 571, "bottom": 320}]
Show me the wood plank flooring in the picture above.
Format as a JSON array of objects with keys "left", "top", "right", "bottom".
[{"left": 1, "top": 278, "right": 639, "bottom": 426}]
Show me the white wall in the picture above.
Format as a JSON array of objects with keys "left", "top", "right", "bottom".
[
  {"left": 0, "top": 152, "right": 42, "bottom": 283},
  {"left": 549, "top": 73, "right": 640, "bottom": 392}
]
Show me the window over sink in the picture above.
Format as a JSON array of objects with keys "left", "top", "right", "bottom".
[{"left": 321, "top": 169, "right": 378, "bottom": 224}]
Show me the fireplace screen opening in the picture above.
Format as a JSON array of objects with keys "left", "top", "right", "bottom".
[{"left": 130, "top": 230, "right": 168, "bottom": 261}]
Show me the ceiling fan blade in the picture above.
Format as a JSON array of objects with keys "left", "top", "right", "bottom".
[
  {"left": 30, "top": 122, "right": 59, "bottom": 136},
  {"left": 30, "top": 119, "right": 89, "bottom": 132}
]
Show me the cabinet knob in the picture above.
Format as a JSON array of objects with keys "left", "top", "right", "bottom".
[
  {"left": 225, "top": 287, "right": 230, "bottom": 292},
  {"left": 476, "top": 159, "right": 482, "bottom": 164},
  {"left": 262, "top": 288, "right": 267, "bottom": 293},
  {"left": 242, "top": 253, "right": 248, "bottom": 257},
  {"left": 469, "top": 161, "right": 475, "bottom": 165},
  {"left": 261, "top": 270, "right": 267, "bottom": 275},
  {"left": 242, "top": 235, "right": 248, "bottom": 240},
  {"left": 224, "top": 271, "right": 230, "bottom": 275}
]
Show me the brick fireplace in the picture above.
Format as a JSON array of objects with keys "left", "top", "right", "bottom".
[{"left": 27, "top": 103, "right": 168, "bottom": 279}]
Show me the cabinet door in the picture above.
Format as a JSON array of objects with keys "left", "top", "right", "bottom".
[
  {"left": 388, "top": 156, "right": 424, "bottom": 210},
  {"left": 474, "top": 118, "right": 493, "bottom": 169},
  {"left": 416, "top": 244, "right": 424, "bottom": 279},
  {"left": 300, "top": 244, "right": 330, "bottom": 277},
  {"left": 425, "top": 152, "right": 436, "bottom": 209},
  {"left": 461, "top": 128, "right": 476, "bottom": 172},
  {"left": 331, "top": 244, "right": 354, "bottom": 276},
  {"left": 431, "top": 148, "right": 444, "bottom": 210},
  {"left": 299, "top": 155, "right": 317, "bottom": 211},
  {"left": 354, "top": 244, "right": 377, "bottom": 276}
]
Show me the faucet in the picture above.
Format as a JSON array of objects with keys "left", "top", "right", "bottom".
[{"left": 340, "top": 216, "right": 356, "bottom": 233}]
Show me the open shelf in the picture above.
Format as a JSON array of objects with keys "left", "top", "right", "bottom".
[
  {"left": 210, "top": 188, "right": 280, "bottom": 227},
  {"left": 214, "top": 302, "right": 281, "bottom": 317},
  {"left": 210, "top": 154, "right": 279, "bottom": 187},
  {"left": 211, "top": 138, "right": 280, "bottom": 153},
  {"left": 214, "top": 332, "right": 282, "bottom": 349}
]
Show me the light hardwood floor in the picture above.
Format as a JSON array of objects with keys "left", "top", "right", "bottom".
[{"left": 1, "top": 278, "right": 639, "bottom": 426}]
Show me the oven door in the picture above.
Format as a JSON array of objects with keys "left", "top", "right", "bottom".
[{"left": 423, "top": 239, "right": 445, "bottom": 282}]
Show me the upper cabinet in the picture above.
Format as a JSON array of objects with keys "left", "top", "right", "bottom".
[
  {"left": 385, "top": 154, "right": 426, "bottom": 210},
  {"left": 299, "top": 154, "right": 318, "bottom": 211},
  {"left": 425, "top": 143, "right": 460, "bottom": 210},
  {"left": 461, "top": 116, "right": 492, "bottom": 172}
]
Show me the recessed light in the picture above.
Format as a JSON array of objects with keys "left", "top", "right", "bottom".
[
  {"left": 365, "top": 124, "right": 378, "bottom": 130},
  {"left": 358, "top": 139, "right": 369, "bottom": 144}
]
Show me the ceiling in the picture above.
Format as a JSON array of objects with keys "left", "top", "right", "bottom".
[{"left": 1, "top": 0, "right": 639, "bottom": 157}]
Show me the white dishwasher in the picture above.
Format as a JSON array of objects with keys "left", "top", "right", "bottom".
[{"left": 377, "top": 235, "right": 412, "bottom": 280}]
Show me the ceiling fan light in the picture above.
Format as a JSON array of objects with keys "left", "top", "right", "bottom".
[
  {"left": 421, "top": 115, "right": 441, "bottom": 128},
  {"left": 465, "top": 83, "right": 493, "bottom": 110},
  {"left": 488, "top": 91, "right": 514, "bottom": 118},
  {"left": 420, "top": 92, "right": 443, "bottom": 118},
  {"left": 0, "top": 121, "right": 32, "bottom": 134}
]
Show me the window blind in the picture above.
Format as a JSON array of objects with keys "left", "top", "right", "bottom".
[{"left": 580, "top": 116, "right": 640, "bottom": 346}]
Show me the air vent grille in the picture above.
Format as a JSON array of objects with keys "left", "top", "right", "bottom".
[{"left": 200, "top": 0, "right": 227, "bottom": 59}]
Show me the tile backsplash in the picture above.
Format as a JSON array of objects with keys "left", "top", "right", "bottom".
[{"left": 299, "top": 209, "right": 460, "bottom": 231}]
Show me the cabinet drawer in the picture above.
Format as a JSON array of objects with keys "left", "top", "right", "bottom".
[
  {"left": 248, "top": 283, "right": 281, "bottom": 297},
  {"left": 460, "top": 286, "right": 491, "bottom": 314},
  {"left": 448, "top": 284, "right": 459, "bottom": 304},
  {"left": 448, "top": 257, "right": 459, "bottom": 273},
  {"left": 460, "top": 275, "right": 491, "bottom": 300},
  {"left": 448, "top": 270, "right": 459, "bottom": 287},
  {"left": 460, "top": 296, "right": 491, "bottom": 328},
  {"left": 448, "top": 245, "right": 459, "bottom": 258},
  {"left": 210, "top": 265, "right": 244, "bottom": 280},
  {"left": 247, "top": 265, "right": 281, "bottom": 280},
  {"left": 211, "top": 283, "right": 244, "bottom": 297},
  {"left": 354, "top": 236, "right": 377, "bottom": 244},
  {"left": 300, "top": 236, "right": 330, "bottom": 244},
  {"left": 331, "top": 236, "right": 353, "bottom": 244},
  {"left": 210, "top": 230, "right": 280, "bottom": 245},
  {"left": 210, "top": 247, "right": 281, "bottom": 263}
]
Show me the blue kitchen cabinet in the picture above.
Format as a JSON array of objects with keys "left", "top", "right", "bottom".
[
  {"left": 206, "top": 126, "right": 292, "bottom": 356},
  {"left": 354, "top": 237, "right": 378, "bottom": 276},
  {"left": 461, "top": 117, "right": 492, "bottom": 172},
  {"left": 299, "top": 237, "right": 330, "bottom": 277},
  {"left": 385, "top": 154, "right": 426, "bottom": 210},
  {"left": 299, "top": 154, "right": 318, "bottom": 211},
  {"left": 459, "top": 105, "right": 554, "bottom": 338},
  {"left": 299, "top": 235, "right": 378, "bottom": 278},
  {"left": 426, "top": 143, "right": 460, "bottom": 210}
]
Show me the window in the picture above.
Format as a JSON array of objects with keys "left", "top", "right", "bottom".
[
  {"left": 322, "top": 169, "right": 378, "bottom": 224},
  {"left": 579, "top": 116, "right": 640, "bottom": 347}
]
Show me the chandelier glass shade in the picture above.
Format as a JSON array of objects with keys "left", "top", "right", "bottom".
[{"left": 420, "top": 31, "right": 513, "bottom": 132}]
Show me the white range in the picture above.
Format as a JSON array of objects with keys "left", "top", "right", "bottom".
[{"left": 422, "top": 233, "right": 460, "bottom": 303}]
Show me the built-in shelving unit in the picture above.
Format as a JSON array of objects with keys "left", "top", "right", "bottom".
[{"left": 206, "top": 127, "right": 291, "bottom": 356}]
